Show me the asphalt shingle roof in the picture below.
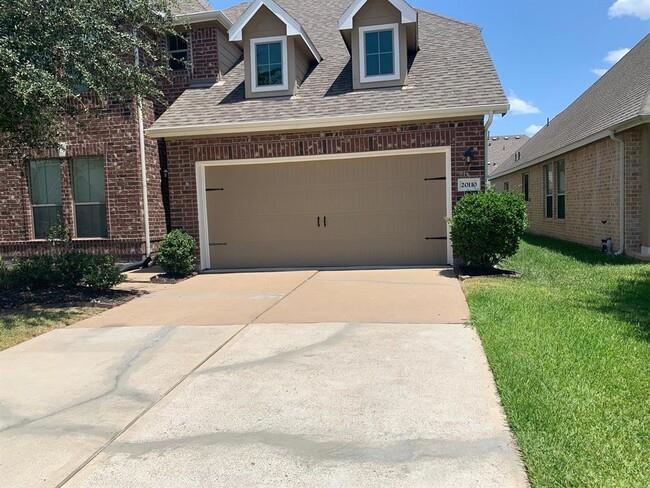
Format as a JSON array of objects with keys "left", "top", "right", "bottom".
[
  {"left": 492, "top": 34, "right": 650, "bottom": 179},
  {"left": 151, "top": 0, "right": 507, "bottom": 135},
  {"left": 487, "top": 135, "right": 529, "bottom": 176},
  {"left": 171, "top": 0, "right": 213, "bottom": 15}
]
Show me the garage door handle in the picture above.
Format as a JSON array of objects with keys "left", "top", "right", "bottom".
[
  {"left": 324, "top": 216, "right": 327, "bottom": 227},
  {"left": 317, "top": 216, "right": 320, "bottom": 228}
]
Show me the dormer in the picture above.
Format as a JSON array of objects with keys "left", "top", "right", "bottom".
[
  {"left": 229, "top": 0, "right": 321, "bottom": 99},
  {"left": 338, "top": 0, "right": 418, "bottom": 90}
]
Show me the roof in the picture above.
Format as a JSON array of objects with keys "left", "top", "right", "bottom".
[
  {"left": 338, "top": 0, "right": 417, "bottom": 30},
  {"left": 492, "top": 34, "right": 650, "bottom": 179},
  {"left": 149, "top": 0, "right": 508, "bottom": 138},
  {"left": 487, "top": 135, "right": 529, "bottom": 176},
  {"left": 228, "top": 0, "right": 321, "bottom": 61},
  {"left": 171, "top": 0, "right": 213, "bottom": 15}
]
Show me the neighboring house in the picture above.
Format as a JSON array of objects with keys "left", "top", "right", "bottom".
[
  {"left": 0, "top": 0, "right": 508, "bottom": 269},
  {"left": 490, "top": 34, "right": 650, "bottom": 259},
  {"left": 487, "top": 135, "right": 529, "bottom": 180}
]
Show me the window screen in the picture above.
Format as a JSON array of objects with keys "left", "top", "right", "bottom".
[
  {"left": 556, "top": 160, "right": 566, "bottom": 220},
  {"left": 29, "top": 160, "right": 62, "bottom": 239},
  {"left": 73, "top": 157, "right": 107, "bottom": 238},
  {"left": 544, "top": 164, "right": 553, "bottom": 219}
]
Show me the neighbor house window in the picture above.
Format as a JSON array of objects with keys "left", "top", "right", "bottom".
[
  {"left": 359, "top": 24, "right": 399, "bottom": 83},
  {"left": 544, "top": 164, "right": 553, "bottom": 218},
  {"left": 251, "top": 36, "right": 288, "bottom": 92},
  {"left": 556, "top": 160, "right": 566, "bottom": 220},
  {"left": 522, "top": 174, "right": 529, "bottom": 201},
  {"left": 167, "top": 34, "right": 189, "bottom": 71},
  {"left": 29, "top": 160, "right": 62, "bottom": 239},
  {"left": 72, "top": 157, "right": 107, "bottom": 238},
  {"left": 503, "top": 182, "right": 510, "bottom": 191}
]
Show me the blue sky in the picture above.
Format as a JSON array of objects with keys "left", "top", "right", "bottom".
[{"left": 209, "top": 0, "right": 649, "bottom": 136}]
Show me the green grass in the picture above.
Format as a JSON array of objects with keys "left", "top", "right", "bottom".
[
  {"left": 464, "top": 234, "right": 650, "bottom": 488},
  {"left": 0, "top": 307, "right": 100, "bottom": 351}
]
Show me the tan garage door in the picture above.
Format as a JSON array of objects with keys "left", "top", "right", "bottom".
[{"left": 204, "top": 152, "right": 447, "bottom": 269}]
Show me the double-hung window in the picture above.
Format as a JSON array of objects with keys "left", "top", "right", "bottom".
[
  {"left": 168, "top": 34, "right": 189, "bottom": 71},
  {"left": 556, "top": 160, "right": 566, "bottom": 220},
  {"left": 251, "top": 36, "right": 287, "bottom": 92},
  {"left": 522, "top": 174, "right": 530, "bottom": 202},
  {"left": 72, "top": 157, "right": 107, "bottom": 238},
  {"left": 544, "top": 164, "right": 554, "bottom": 219},
  {"left": 360, "top": 24, "right": 399, "bottom": 83},
  {"left": 29, "top": 160, "right": 62, "bottom": 239},
  {"left": 503, "top": 182, "right": 510, "bottom": 192}
]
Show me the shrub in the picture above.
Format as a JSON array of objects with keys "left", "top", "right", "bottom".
[
  {"left": 157, "top": 229, "right": 197, "bottom": 277},
  {"left": 9, "top": 255, "right": 61, "bottom": 290},
  {"left": 0, "top": 260, "right": 9, "bottom": 291},
  {"left": 450, "top": 190, "right": 528, "bottom": 268},
  {"left": 58, "top": 252, "right": 93, "bottom": 284},
  {"left": 79, "top": 255, "right": 124, "bottom": 292}
]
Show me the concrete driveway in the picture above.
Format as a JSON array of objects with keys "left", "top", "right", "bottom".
[{"left": 0, "top": 269, "right": 527, "bottom": 487}]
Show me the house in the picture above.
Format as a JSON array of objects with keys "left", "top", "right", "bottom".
[
  {"left": 487, "top": 135, "right": 529, "bottom": 181},
  {"left": 0, "top": 0, "right": 508, "bottom": 269},
  {"left": 490, "top": 34, "right": 650, "bottom": 259}
]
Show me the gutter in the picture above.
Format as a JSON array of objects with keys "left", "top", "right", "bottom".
[
  {"left": 609, "top": 131, "right": 626, "bottom": 255},
  {"left": 484, "top": 111, "right": 494, "bottom": 189},
  {"left": 173, "top": 10, "right": 232, "bottom": 30},
  {"left": 145, "top": 104, "right": 510, "bottom": 139},
  {"left": 134, "top": 44, "right": 152, "bottom": 258},
  {"left": 490, "top": 115, "right": 650, "bottom": 180}
]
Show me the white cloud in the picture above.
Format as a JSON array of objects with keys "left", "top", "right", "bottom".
[
  {"left": 525, "top": 124, "right": 544, "bottom": 137},
  {"left": 604, "top": 48, "right": 631, "bottom": 64},
  {"left": 508, "top": 92, "right": 541, "bottom": 115},
  {"left": 592, "top": 68, "right": 609, "bottom": 77},
  {"left": 609, "top": 0, "right": 650, "bottom": 20}
]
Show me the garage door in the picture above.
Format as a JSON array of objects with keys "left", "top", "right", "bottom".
[{"left": 203, "top": 151, "right": 448, "bottom": 269}]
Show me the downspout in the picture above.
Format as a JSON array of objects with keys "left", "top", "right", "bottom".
[
  {"left": 484, "top": 111, "right": 494, "bottom": 189},
  {"left": 134, "top": 44, "right": 152, "bottom": 258},
  {"left": 609, "top": 131, "right": 625, "bottom": 255}
]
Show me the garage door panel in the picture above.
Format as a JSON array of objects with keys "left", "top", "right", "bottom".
[{"left": 204, "top": 152, "right": 448, "bottom": 269}]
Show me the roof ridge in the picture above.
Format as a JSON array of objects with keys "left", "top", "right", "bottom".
[{"left": 416, "top": 8, "right": 479, "bottom": 30}]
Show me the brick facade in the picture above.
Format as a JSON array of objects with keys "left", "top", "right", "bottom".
[
  {"left": 491, "top": 124, "right": 650, "bottom": 258},
  {"left": 165, "top": 118, "right": 487, "bottom": 252}
]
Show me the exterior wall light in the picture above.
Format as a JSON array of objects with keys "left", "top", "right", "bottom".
[{"left": 464, "top": 147, "right": 478, "bottom": 164}]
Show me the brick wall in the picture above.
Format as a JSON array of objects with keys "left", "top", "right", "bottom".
[
  {"left": 0, "top": 98, "right": 167, "bottom": 261},
  {"left": 491, "top": 124, "right": 648, "bottom": 256},
  {"left": 165, "top": 118, "right": 487, "bottom": 252}
]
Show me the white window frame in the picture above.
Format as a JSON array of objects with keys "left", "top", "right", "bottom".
[
  {"left": 250, "top": 35, "right": 289, "bottom": 93},
  {"left": 359, "top": 23, "right": 400, "bottom": 83},
  {"left": 167, "top": 33, "right": 190, "bottom": 72}
]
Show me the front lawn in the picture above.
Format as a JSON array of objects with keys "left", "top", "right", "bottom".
[{"left": 464, "top": 235, "right": 649, "bottom": 487}]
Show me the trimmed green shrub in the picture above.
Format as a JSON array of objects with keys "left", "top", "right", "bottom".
[
  {"left": 79, "top": 255, "right": 124, "bottom": 292},
  {"left": 58, "top": 252, "right": 93, "bottom": 284},
  {"left": 450, "top": 190, "right": 528, "bottom": 268},
  {"left": 10, "top": 255, "right": 61, "bottom": 289},
  {"left": 157, "top": 229, "right": 197, "bottom": 277}
]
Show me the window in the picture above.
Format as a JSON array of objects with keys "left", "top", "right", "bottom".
[
  {"left": 167, "top": 34, "right": 188, "bottom": 71},
  {"left": 503, "top": 182, "right": 510, "bottom": 191},
  {"left": 556, "top": 160, "right": 566, "bottom": 220},
  {"left": 251, "top": 36, "right": 288, "bottom": 92},
  {"left": 522, "top": 174, "right": 529, "bottom": 201},
  {"left": 72, "top": 157, "right": 107, "bottom": 238},
  {"left": 544, "top": 164, "right": 553, "bottom": 219},
  {"left": 359, "top": 24, "right": 399, "bottom": 83},
  {"left": 29, "top": 160, "right": 62, "bottom": 239}
]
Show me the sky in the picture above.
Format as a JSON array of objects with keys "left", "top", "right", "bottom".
[{"left": 209, "top": 0, "right": 650, "bottom": 137}]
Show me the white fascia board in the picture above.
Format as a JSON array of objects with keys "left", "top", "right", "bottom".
[
  {"left": 338, "top": 0, "right": 418, "bottom": 30},
  {"left": 489, "top": 115, "right": 650, "bottom": 180},
  {"left": 228, "top": 0, "right": 321, "bottom": 61},
  {"left": 145, "top": 104, "right": 509, "bottom": 138},
  {"left": 173, "top": 10, "right": 232, "bottom": 30}
]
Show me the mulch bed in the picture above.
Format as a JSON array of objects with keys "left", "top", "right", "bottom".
[
  {"left": 455, "top": 265, "right": 521, "bottom": 280},
  {"left": 0, "top": 287, "right": 141, "bottom": 311}
]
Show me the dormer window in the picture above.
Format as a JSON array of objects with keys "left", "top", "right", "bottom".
[
  {"left": 251, "top": 36, "right": 288, "bottom": 92},
  {"left": 360, "top": 24, "right": 399, "bottom": 82}
]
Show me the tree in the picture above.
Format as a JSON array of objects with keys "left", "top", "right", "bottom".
[{"left": 0, "top": 0, "right": 178, "bottom": 154}]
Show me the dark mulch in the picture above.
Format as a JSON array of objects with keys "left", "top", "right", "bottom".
[
  {"left": 0, "top": 286, "right": 141, "bottom": 311},
  {"left": 455, "top": 265, "right": 521, "bottom": 280},
  {"left": 150, "top": 273, "right": 197, "bottom": 284}
]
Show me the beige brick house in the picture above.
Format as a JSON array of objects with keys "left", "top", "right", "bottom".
[{"left": 490, "top": 34, "right": 650, "bottom": 259}]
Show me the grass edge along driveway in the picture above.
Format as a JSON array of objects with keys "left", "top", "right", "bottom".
[{"left": 463, "top": 235, "right": 649, "bottom": 488}]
